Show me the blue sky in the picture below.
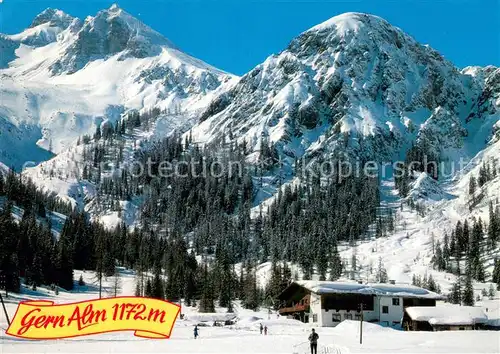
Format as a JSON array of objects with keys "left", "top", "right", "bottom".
[{"left": 0, "top": 0, "right": 498, "bottom": 75}]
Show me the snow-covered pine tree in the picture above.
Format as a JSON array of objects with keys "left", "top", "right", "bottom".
[{"left": 376, "top": 257, "right": 388, "bottom": 283}]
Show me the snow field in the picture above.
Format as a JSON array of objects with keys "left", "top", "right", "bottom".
[{"left": 1, "top": 269, "right": 499, "bottom": 353}]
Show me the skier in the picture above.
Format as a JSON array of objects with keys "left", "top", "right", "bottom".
[
  {"left": 264, "top": 325, "right": 268, "bottom": 335},
  {"left": 194, "top": 325, "right": 199, "bottom": 339},
  {"left": 260, "top": 323, "right": 263, "bottom": 334},
  {"left": 308, "top": 328, "right": 319, "bottom": 354}
]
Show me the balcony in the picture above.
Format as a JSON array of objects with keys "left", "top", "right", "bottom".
[{"left": 279, "top": 303, "right": 309, "bottom": 314}]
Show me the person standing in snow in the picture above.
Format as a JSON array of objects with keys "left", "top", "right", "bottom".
[
  {"left": 194, "top": 325, "right": 199, "bottom": 339},
  {"left": 264, "top": 326, "right": 268, "bottom": 335},
  {"left": 260, "top": 323, "right": 263, "bottom": 334},
  {"left": 308, "top": 328, "right": 319, "bottom": 354}
]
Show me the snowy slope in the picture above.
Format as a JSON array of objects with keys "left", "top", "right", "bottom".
[
  {"left": 0, "top": 4, "right": 235, "bottom": 170},
  {"left": 21, "top": 110, "right": 195, "bottom": 227},
  {"left": 331, "top": 137, "right": 500, "bottom": 296},
  {"left": 1, "top": 269, "right": 499, "bottom": 353}
]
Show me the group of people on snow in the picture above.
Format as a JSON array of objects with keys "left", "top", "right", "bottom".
[{"left": 194, "top": 323, "right": 320, "bottom": 354}]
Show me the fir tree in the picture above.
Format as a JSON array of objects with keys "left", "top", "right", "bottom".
[
  {"left": 488, "top": 202, "right": 499, "bottom": 247},
  {"left": 78, "top": 274, "right": 85, "bottom": 286},
  {"left": 56, "top": 225, "right": 74, "bottom": 290},
  {"left": 462, "top": 273, "right": 475, "bottom": 306},
  {"left": 112, "top": 271, "right": 122, "bottom": 297},
  {"left": 145, "top": 278, "right": 153, "bottom": 297},
  {"left": 492, "top": 258, "right": 500, "bottom": 290},
  {"left": 433, "top": 241, "right": 446, "bottom": 271},
  {"left": 427, "top": 274, "right": 438, "bottom": 292},
  {"left": 488, "top": 284, "right": 495, "bottom": 299},
  {"left": 135, "top": 279, "right": 142, "bottom": 296},
  {"left": 376, "top": 257, "right": 388, "bottom": 283},
  {"left": 242, "top": 262, "right": 260, "bottom": 311},
  {"left": 449, "top": 279, "right": 461, "bottom": 304},
  {"left": 468, "top": 176, "right": 477, "bottom": 195},
  {"left": 329, "top": 246, "right": 342, "bottom": 281},
  {"left": 151, "top": 268, "right": 164, "bottom": 300},
  {"left": 199, "top": 263, "right": 215, "bottom": 313}
]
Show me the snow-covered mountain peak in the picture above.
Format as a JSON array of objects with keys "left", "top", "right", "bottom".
[
  {"left": 288, "top": 11, "right": 444, "bottom": 65},
  {"left": 295, "top": 12, "right": 412, "bottom": 50},
  {"left": 29, "top": 8, "right": 75, "bottom": 29},
  {"left": 48, "top": 5, "right": 179, "bottom": 75},
  {"left": 192, "top": 11, "right": 496, "bottom": 170},
  {"left": 305, "top": 12, "right": 381, "bottom": 34},
  {"left": 89, "top": 2, "right": 174, "bottom": 47},
  {"left": 6, "top": 8, "right": 77, "bottom": 48},
  {"left": 0, "top": 5, "right": 236, "bottom": 168}
]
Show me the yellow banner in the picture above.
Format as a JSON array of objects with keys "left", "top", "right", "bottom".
[{"left": 6, "top": 297, "right": 181, "bottom": 340}]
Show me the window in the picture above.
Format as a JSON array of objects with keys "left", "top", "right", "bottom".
[
  {"left": 344, "top": 313, "right": 353, "bottom": 320},
  {"left": 392, "top": 298, "right": 400, "bottom": 306},
  {"left": 313, "top": 314, "right": 318, "bottom": 323},
  {"left": 332, "top": 314, "right": 341, "bottom": 322},
  {"left": 382, "top": 306, "right": 389, "bottom": 314}
]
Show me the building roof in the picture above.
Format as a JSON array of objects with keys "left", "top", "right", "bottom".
[
  {"left": 405, "top": 305, "right": 488, "bottom": 326},
  {"left": 294, "top": 280, "right": 444, "bottom": 299}
]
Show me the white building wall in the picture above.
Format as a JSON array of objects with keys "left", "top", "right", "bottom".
[
  {"left": 309, "top": 295, "right": 379, "bottom": 327},
  {"left": 378, "top": 296, "right": 404, "bottom": 325},
  {"left": 307, "top": 294, "right": 405, "bottom": 327},
  {"left": 372, "top": 295, "right": 380, "bottom": 321},
  {"left": 309, "top": 292, "right": 322, "bottom": 325},
  {"left": 320, "top": 309, "right": 366, "bottom": 326}
]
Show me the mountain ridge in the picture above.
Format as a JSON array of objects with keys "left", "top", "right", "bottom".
[
  {"left": 189, "top": 12, "right": 497, "bottom": 166},
  {"left": 0, "top": 7, "right": 498, "bottom": 303},
  {"left": 0, "top": 4, "right": 235, "bottom": 168}
]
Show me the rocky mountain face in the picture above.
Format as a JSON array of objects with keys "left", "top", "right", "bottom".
[
  {"left": 0, "top": 5, "right": 234, "bottom": 169},
  {"left": 49, "top": 4, "right": 174, "bottom": 75},
  {"left": 1, "top": 8, "right": 498, "bottom": 211},
  {"left": 10, "top": 8, "right": 77, "bottom": 47},
  {"left": 29, "top": 8, "right": 75, "bottom": 29},
  {"left": 191, "top": 13, "right": 498, "bottom": 168}
]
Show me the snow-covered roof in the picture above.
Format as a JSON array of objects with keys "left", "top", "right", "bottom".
[
  {"left": 406, "top": 306, "right": 488, "bottom": 326},
  {"left": 296, "top": 280, "right": 443, "bottom": 299}
]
